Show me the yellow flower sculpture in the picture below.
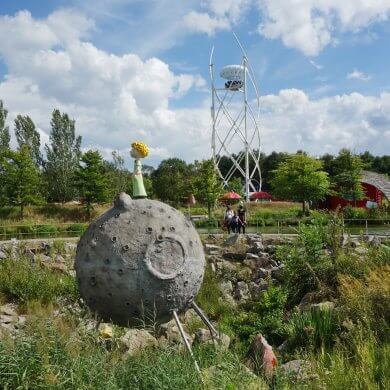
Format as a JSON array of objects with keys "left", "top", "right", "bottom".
[{"left": 131, "top": 141, "right": 149, "bottom": 158}]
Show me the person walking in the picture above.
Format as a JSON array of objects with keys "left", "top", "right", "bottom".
[{"left": 237, "top": 205, "right": 247, "bottom": 234}]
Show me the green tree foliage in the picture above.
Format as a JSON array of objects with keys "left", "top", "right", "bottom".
[
  {"left": 192, "top": 159, "right": 223, "bottom": 219},
  {"left": 227, "top": 177, "right": 244, "bottom": 197},
  {"left": 332, "top": 149, "right": 365, "bottom": 202},
  {"left": 0, "top": 146, "right": 43, "bottom": 218},
  {"left": 151, "top": 158, "right": 189, "bottom": 206},
  {"left": 14, "top": 114, "right": 41, "bottom": 167},
  {"left": 0, "top": 100, "right": 10, "bottom": 154},
  {"left": 75, "top": 150, "right": 110, "bottom": 218},
  {"left": 44, "top": 109, "right": 82, "bottom": 202},
  {"left": 270, "top": 154, "right": 330, "bottom": 214},
  {"left": 104, "top": 151, "right": 132, "bottom": 198}
]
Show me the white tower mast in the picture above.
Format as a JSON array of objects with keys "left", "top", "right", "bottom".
[{"left": 209, "top": 34, "right": 262, "bottom": 202}]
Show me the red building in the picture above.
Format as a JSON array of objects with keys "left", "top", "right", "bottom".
[{"left": 320, "top": 171, "right": 390, "bottom": 210}]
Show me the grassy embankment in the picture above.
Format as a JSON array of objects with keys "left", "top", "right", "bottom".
[{"left": 0, "top": 218, "right": 389, "bottom": 389}]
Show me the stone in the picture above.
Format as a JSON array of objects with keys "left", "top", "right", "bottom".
[
  {"left": 280, "top": 360, "right": 310, "bottom": 380},
  {"left": 224, "top": 233, "right": 239, "bottom": 246},
  {"left": 219, "top": 280, "right": 233, "bottom": 296},
  {"left": 194, "top": 328, "right": 230, "bottom": 350},
  {"left": 341, "top": 233, "right": 350, "bottom": 247},
  {"left": 310, "top": 301, "right": 335, "bottom": 311},
  {"left": 246, "top": 253, "right": 259, "bottom": 260},
  {"left": 354, "top": 247, "right": 368, "bottom": 255},
  {"left": 39, "top": 254, "right": 52, "bottom": 262},
  {"left": 40, "top": 241, "right": 51, "bottom": 252},
  {"left": 99, "top": 323, "right": 113, "bottom": 339},
  {"left": 249, "top": 280, "right": 269, "bottom": 297},
  {"left": 0, "top": 314, "right": 16, "bottom": 324},
  {"left": 246, "top": 234, "right": 263, "bottom": 246},
  {"left": 235, "top": 281, "right": 250, "bottom": 301},
  {"left": 120, "top": 329, "right": 158, "bottom": 356},
  {"left": 44, "top": 262, "right": 67, "bottom": 273},
  {"left": 160, "top": 319, "right": 193, "bottom": 345},
  {"left": 223, "top": 252, "right": 246, "bottom": 261},
  {"left": 237, "top": 266, "right": 252, "bottom": 281},
  {"left": 0, "top": 250, "right": 6, "bottom": 260},
  {"left": 217, "top": 260, "right": 238, "bottom": 273},
  {"left": 257, "top": 268, "right": 272, "bottom": 279},
  {"left": 0, "top": 304, "right": 18, "bottom": 317},
  {"left": 244, "top": 334, "right": 277, "bottom": 379},
  {"left": 204, "top": 244, "right": 220, "bottom": 254},
  {"left": 271, "top": 264, "right": 285, "bottom": 282},
  {"left": 182, "top": 308, "right": 198, "bottom": 324},
  {"left": 55, "top": 254, "right": 66, "bottom": 263}
]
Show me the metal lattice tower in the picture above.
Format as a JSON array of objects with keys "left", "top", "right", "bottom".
[{"left": 209, "top": 34, "right": 262, "bottom": 201}]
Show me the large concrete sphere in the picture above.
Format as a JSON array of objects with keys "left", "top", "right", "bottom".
[{"left": 75, "top": 193, "right": 205, "bottom": 326}]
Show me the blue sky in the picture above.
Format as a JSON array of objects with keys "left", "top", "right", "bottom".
[{"left": 0, "top": 0, "right": 389, "bottom": 167}]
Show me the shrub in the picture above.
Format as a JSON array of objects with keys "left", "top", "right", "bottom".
[{"left": 228, "top": 283, "right": 288, "bottom": 346}]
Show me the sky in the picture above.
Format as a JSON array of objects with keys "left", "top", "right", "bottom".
[{"left": 0, "top": 0, "right": 389, "bottom": 167}]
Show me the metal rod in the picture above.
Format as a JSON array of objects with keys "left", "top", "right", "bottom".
[
  {"left": 172, "top": 310, "right": 201, "bottom": 374},
  {"left": 192, "top": 301, "right": 219, "bottom": 345}
]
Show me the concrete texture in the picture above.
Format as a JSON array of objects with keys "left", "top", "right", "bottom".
[{"left": 75, "top": 193, "right": 205, "bottom": 326}]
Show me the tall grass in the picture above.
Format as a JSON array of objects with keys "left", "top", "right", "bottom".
[{"left": 0, "top": 257, "right": 78, "bottom": 305}]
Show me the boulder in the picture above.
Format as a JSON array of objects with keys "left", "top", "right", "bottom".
[
  {"left": 0, "top": 250, "right": 6, "bottom": 260},
  {"left": 223, "top": 252, "right": 246, "bottom": 261},
  {"left": 237, "top": 266, "right": 252, "bottom": 281},
  {"left": 54, "top": 254, "right": 66, "bottom": 263},
  {"left": 246, "top": 234, "right": 263, "bottom": 246},
  {"left": 204, "top": 244, "right": 221, "bottom": 254},
  {"left": 224, "top": 233, "right": 240, "bottom": 246},
  {"left": 194, "top": 328, "right": 230, "bottom": 351},
  {"left": 120, "top": 329, "right": 158, "bottom": 356},
  {"left": 246, "top": 253, "right": 259, "bottom": 260},
  {"left": 280, "top": 360, "right": 310, "bottom": 380},
  {"left": 244, "top": 334, "right": 277, "bottom": 379},
  {"left": 271, "top": 264, "right": 285, "bottom": 282},
  {"left": 0, "top": 304, "right": 18, "bottom": 317},
  {"left": 43, "top": 261, "right": 68, "bottom": 273},
  {"left": 160, "top": 319, "right": 194, "bottom": 345},
  {"left": 98, "top": 323, "right": 113, "bottom": 339},
  {"left": 235, "top": 281, "right": 250, "bottom": 301}
]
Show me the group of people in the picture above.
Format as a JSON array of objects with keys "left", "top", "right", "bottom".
[{"left": 223, "top": 204, "right": 246, "bottom": 234}]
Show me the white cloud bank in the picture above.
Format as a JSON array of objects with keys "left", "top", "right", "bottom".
[
  {"left": 258, "top": 0, "right": 390, "bottom": 56},
  {"left": 0, "top": 9, "right": 389, "bottom": 169}
]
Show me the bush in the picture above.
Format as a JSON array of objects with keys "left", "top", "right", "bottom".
[
  {"left": 0, "top": 258, "right": 78, "bottom": 304},
  {"left": 228, "top": 283, "right": 288, "bottom": 346}
]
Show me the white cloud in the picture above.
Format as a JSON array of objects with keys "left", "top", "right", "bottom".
[
  {"left": 347, "top": 69, "right": 372, "bottom": 81},
  {"left": 0, "top": 8, "right": 389, "bottom": 170},
  {"left": 0, "top": 10, "right": 208, "bottom": 166},
  {"left": 182, "top": 0, "right": 249, "bottom": 35},
  {"left": 257, "top": 0, "right": 390, "bottom": 56},
  {"left": 182, "top": 11, "right": 230, "bottom": 36}
]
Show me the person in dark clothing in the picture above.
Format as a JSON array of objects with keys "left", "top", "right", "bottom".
[
  {"left": 230, "top": 211, "right": 239, "bottom": 233},
  {"left": 237, "top": 205, "right": 246, "bottom": 234}
]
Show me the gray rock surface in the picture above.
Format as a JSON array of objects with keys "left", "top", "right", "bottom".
[
  {"left": 120, "top": 329, "right": 158, "bottom": 356},
  {"left": 75, "top": 193, "right": 205, "bottom": 327}
]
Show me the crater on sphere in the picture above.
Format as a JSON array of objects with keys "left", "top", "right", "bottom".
[{"left": 146, "top": 237, "right": 185, "bottom": 279}]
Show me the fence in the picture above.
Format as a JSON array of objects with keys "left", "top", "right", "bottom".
[
  {"left": 0, "top": 219, "right": 389, "bottom": 241},
  {"left": 194, "top": 218, "right": 390, "bottom": 235}
]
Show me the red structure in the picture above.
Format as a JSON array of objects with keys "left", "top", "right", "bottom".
[
  {"left": 250, "top": 191, "right": 273, "bottom": 201},
  {"left": 320, "top": 171, "right": 389, "bottom": 210}
]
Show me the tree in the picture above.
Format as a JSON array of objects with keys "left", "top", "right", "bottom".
[
  {"left": 44, "top": 109, "right": 82, "bottom": 202},
  {"left": 14, "top": 114, "right": 41, "bottom": 167},
  {"left": 227, "top": 177, "right": 244, "bottom": 197},
  {"left": 75, "top": 150, "right": 110, "bottom": 218},
  {"left": 151, "top": 158, "right": 189, "bottom": 205},
  {"left": 0, "top": 146, "right": 43, "bottom": 218},
  {"left": 332, "top": 149, "right": 365, "bottom": 203},
  {"left": 0, "top": 100, "right": 10, "bottom": 154},
  {"left": 270, "top": 154, "right": 330, "bottom": 215},
  {"left": 104, "top": 151, "right": 132, "bottom": 198},
  {"left": 192, "top": 159, "right": 223, "bottom": 219}
]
